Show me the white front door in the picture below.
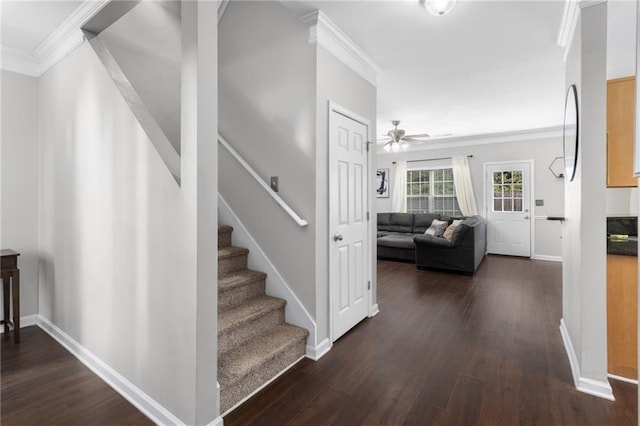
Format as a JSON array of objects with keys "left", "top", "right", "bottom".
[
  {"left": 329, "top": 109, "right": 369, "bottom": 342},
  {"left": 485, "top": 162, "right": 532, "bottom": 257}
]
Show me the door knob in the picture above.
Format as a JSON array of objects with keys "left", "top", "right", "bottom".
[
  {"left": 333, "top": 234, "right": 343, "bottom": 242},
  {"left": 524, "top": 216, "right": 530, "bottom": 220}
]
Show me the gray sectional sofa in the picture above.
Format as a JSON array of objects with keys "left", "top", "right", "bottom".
[
  {"left": 377, "top": 212, "right": 441, "bottom": 262},
  {"left": 377, "top": 212, "right": 487, "bottom": 274}
]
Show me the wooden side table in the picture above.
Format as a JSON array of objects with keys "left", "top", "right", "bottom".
[{"left": 1, "top": 249, "right": 20, "bottom": 343}]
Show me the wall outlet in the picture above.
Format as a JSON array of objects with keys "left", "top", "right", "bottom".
[{"left": 270, "top": 176, "right": 278, "bottom": 192}]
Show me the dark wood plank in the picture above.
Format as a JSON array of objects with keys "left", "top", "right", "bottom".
[
  {"left": 1, "top": 326, "right": 152, "bottom": 425},
  {"left": 226, "top": 256, "right": 638, "bottom": 425},
  {"left": 3, "top": 256, "right": 636, "bottom": 425}
]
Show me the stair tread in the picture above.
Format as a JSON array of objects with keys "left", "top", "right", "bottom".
[
  {"left": 219, "top": 324, "right": 308, "bottom": 386},
  {"left": 219, "top": 270, "right": 266, "bottom": 293},
  {"left": 219, "top": 225, "right": 233, "bottom": 234},
  {"left": 218, "top": 246, "right": 249, "bottom": 260},
  {"left": 219, "top": 296, "right": 285, "bottom": 333}
]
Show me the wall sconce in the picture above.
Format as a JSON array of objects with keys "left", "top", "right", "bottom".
[{"left": 549, "top": 156, "right": 565, "bottom": 179}]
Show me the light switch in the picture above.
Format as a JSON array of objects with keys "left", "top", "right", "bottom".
[{"left": 535, "top": 199, "right": 544, "bottom": 207}]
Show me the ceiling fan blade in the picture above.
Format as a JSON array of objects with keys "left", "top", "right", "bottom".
[
  {"left": 403, "top": 136, "right": 431, "bottom": 142},
  {"left": 377, "top": 138, "right": 393, "bottom": 142},
  {"left": 403, "top": 133, "right": 431, "bottom": 139}
]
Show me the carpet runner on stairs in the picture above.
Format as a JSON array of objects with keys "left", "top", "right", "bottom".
[{"left": 217, "top": 225, "right": 308, "bottom": 414}]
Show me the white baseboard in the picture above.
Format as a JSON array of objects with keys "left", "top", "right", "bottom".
[
  {"left": 533, "top": 254, "right": 563, "bottom": 262},
  {"left": 559, "top": 319, "right": 615, "bottom": 400},
  {"left": 306, "top": 338, "right": 332, "bottom": 361},
  {"left": 369, "top": 304, "right": 380, "bottom": 317},
  {"left": 608, "top": 373, "right": 639, "bottom": 385},
  {"left": 36, "top": 315, "right": 187, "bottom": 424},
  {"left": 207, "top": 416, "right": 224, "bottom": 426},
  {"left": 218, "top": 194, "right": 317, "bottom": 348},
  {"left": 0, "top": 314, "right": 37, "bottom": 333},
  {"left": 221, "top": 355, "right": 305, "bottom": 417}
]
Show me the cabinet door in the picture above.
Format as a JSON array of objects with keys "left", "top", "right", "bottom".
[
  {"left": 607, "top": 254, "right": 638, "bottom": 380},
  {"left": 607, "top": 77, "right": 636, "bottom": 187}
]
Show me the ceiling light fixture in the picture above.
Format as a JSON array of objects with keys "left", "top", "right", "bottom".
[
  {"left": 421, "top": 0, "right": 458, "bottom": 16},
  {"left": 383, "top": 140, "right": 409, "bottom": 152}
]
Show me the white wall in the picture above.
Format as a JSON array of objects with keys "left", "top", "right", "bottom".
[
  {"left": 219, "top": 1, "right": 317, "bottom": 315},
  {"left": 1, "top": 70, "right": 39, "bottom": 318},
  {"left": 606, "top": 187, "right": 638, "bottom": 216},
  {"left": 36, "top": 3, "right": 219, "bottom": 420},
  {"left": 315, "top": 47, "right": 377, "bottom": 343},
  {"left": 562, "top": 3, "right": 610, "bottom": 396},
  {"left": 219, "top": 2, "right": 378, "bottom": 348},
  {"left": 376, "top": 136, "right": 564, "bottom": 259}
]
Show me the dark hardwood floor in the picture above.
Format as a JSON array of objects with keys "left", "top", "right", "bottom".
[
  {"left": 1, "top": 326, "right": 152, "bottom": 426},
  {"left": 226, "top": 256, "right": 638, "bottom": 425},
  {"left": 1, "top": 256, "right": 636, "bottom": 425}
]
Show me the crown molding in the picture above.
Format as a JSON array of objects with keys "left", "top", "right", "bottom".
[
  {"left": 579, "top": 0, "right": 608, "bottom": 9},
  {"left": 218, "top": 0, "right": 230, "bottom": 23},
  {"left": 1, "top": 45, "right": 39, "bottom": 77},
  {"left": 301, "top": 10, "right": 380, "bottom": 87},
  {"left": 377, "top": 126, "right": 564, "bottom": 154},
  {"left": 557, "top": 0, "right": 580, "bottom": 62},
  {"left": 1, "top": 0, "right": 109, "bottom": 77}
]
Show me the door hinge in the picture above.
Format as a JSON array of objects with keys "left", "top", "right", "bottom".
[
  {"left": 368, "top": 280, "right": 371, "bottom": 290},
  {"left": 366, "top": 141, "right": 372, "bottom": 152},
  {"left": 367, "top": 211, "right": 370, "bottom": 221}
]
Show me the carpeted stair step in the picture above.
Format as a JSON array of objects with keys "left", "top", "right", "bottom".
[
  {"left": 219, "top": 270, "right": 267, "bottom": 311},
  {"left": 219, "top": 324, "right": 309, "bottom": 413},
  {"left": 218, "top": 295, "right": 286, "bottom": 356},
  {"left": 218, "top": 225, "right": 233, "bottom": 249},
  {"left": 218, "top": 246, "right": 249, "bottom": 277}
]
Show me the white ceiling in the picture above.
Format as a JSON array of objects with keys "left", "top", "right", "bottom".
[
  {"left": 1, "top": 0, "right": 637, "bottom": 146},
  {"left": 287, "top": 0, "right": 569, "bottom": 141}
]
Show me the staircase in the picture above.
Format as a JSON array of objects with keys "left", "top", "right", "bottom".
[{"left": 218, "top": 225, "right": 309, "bottom": 413}]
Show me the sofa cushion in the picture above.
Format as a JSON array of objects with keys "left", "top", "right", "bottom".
[
  {"left": 424, "top": 219, "right": 448, "bottom": 237},
  {"left": 443, "top": 220, "right": 463, "bottom": 240},
  {"left": 377, "top": 234, "right": 416, "bottom": 249},
  {"left": 412, "top": 213, "right": 441, "bottom": 233},
  {"left": 414, "top": 234, "right": 453, "bottom": 249},
  {"left": 388, "top": 213, "right": 415, "bottom": 233},
  {"left": 450, "top": 223, "right": 470, "bottom": 247},
  {"left": 377, "top": 213, "right": 392, "bottom": 231}
]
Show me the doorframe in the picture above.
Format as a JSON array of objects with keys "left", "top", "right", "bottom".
[
  {"left": 328, "top": 101, "right": 375, "bottom": 344},
  {"left": 482, "top": 159, "right": 536, "bottom": 258}
]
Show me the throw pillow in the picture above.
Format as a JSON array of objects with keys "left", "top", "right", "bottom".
[
  {"left": 424, "top": 219, "right": 448, "bottom": 237},
  {"left": 443, "top": 219, "right": 463, "bottom": 240}
]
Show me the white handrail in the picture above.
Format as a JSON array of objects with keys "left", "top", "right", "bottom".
[{"left": 218, "top": 135, "right": 309, "bottom": 227}]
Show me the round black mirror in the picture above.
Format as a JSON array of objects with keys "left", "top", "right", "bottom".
[{"left": 563, "top": 84, "right": 579, "bottom": 181}]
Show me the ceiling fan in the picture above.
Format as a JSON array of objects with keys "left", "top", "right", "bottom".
[{"left": 380, "top": 120, "right": 431, "bottom": 152}]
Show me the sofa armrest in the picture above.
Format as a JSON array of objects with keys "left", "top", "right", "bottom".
[{"left": 414, "top": 234, "right": 453, "bottom": 249}]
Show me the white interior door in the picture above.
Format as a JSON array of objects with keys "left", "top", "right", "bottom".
[
  {"left": 330, "top": 109, "right": 369, "bottom": 342},
  {"left": 485, "top": 162, "right": 531, "bottom": 257}
]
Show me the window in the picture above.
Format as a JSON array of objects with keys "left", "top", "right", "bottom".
[
  {"left": 492, "top": 170, "right": 523, "bottom": 212},
  {"left": 407, "top": 168, "right": 461, "bottom": 216}
]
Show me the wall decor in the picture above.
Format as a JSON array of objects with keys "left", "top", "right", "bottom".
[
  {"left": 563, "top": 84, "right": 579, "bottom": 181},
  {"left": 377, "top": 168, "right": 389, "bottom": 198}
]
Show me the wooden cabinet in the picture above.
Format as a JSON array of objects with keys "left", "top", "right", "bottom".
[
  {"left": 607, "top": 77, "right": 636, "bottom": 187},
  {"left": 607, "top": 254, "right": 638, "bottom": 379}
]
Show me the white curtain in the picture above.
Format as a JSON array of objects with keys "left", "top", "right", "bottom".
[
  {"left": 452, "top": 156, "right": 479, "bottom": 216},
  {"left": 391, "top": 161, "right": 407, "bottom": 212}
]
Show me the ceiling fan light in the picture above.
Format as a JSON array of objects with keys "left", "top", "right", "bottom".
[
  {"left": 421, "top": 0, "right": 457, "bottom": 16},
  {"left": 391, "top": 142, "right": 400, "bottom": 152},
  {"left": 401, "top": 142, "right": 409, "bottom": 151}
]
